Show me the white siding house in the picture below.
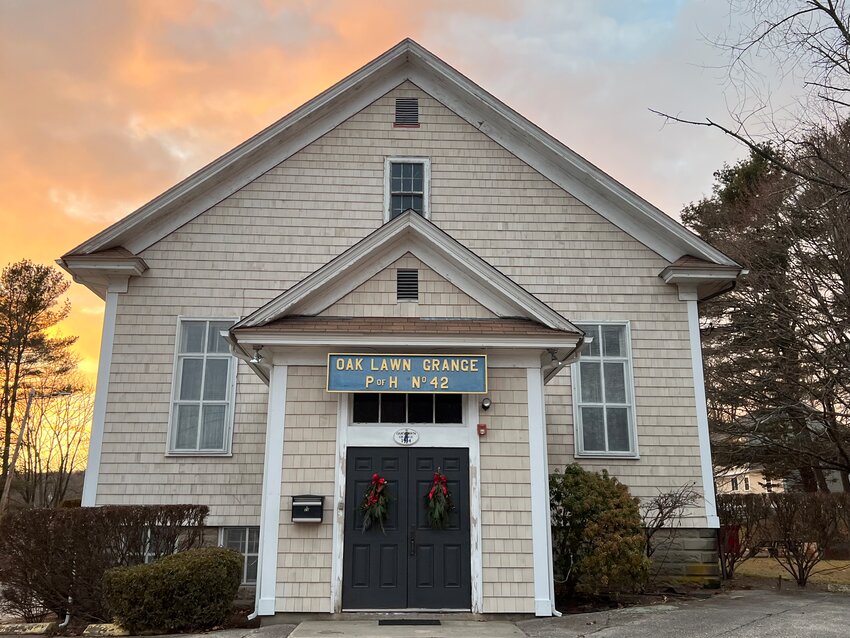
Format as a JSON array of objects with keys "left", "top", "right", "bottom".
[{"left": 60, "top": 40, "right": 742, "bottom": 617}]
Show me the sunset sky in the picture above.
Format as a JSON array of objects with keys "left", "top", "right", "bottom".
[{"left": 1, "top": 0, "right": 762, "bottom": 380}]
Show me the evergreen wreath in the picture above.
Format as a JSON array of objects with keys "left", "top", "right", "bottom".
[
  {"left": 425, "top": 468, "right": 453, "bottom": 529},
  {"left": 360, "top": 473, "right": 389, "bottom": 532}
]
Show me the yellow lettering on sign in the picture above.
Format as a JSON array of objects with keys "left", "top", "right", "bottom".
[
  {"left": 365, "top": 375, "right": 375, "bottom": 388},
  {"left": 403, "top": 359, "right": 411, "bottom": 371},
  {"left": 412, "top": 376, "right": 421, "bottom": 389},
  {"left": 470, "top": 359, "right": 478, "bottom": 372},
  {"left": 388, "top": 376, "right": 398, "bottom": 389},
  {"left": 335, "top": 358, "right": 344, "bottom": 371}
]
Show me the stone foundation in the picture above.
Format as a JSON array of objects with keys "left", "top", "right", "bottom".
[{"left": 649, "top": 527, "right": 721, "bottom": 587}]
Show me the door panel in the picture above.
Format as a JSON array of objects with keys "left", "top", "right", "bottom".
[
  {"left": 342, "top": 448, "right": 407, "bottom": 609},
  {"left": 407, "top": 448, "right": 471, "bottom": 609},
  {"left": 342, "top": 447, "right": 471, "bottom": 610}
]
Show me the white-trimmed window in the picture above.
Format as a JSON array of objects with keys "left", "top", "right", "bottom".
[
  {"left": 220, "top": 527, "right": 259, "bottom": 584},
  {"left": 169, "top": 319, "right": 237, "bottom": 454},
  {"left": 384, "top": 157, "right": 430, "bottom": 221},
  {"left": 573, "top": 323, "right": 637, "bottom": 457}
]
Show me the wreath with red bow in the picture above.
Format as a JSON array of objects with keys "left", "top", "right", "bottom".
[
  {"left": 360, "top": 473, "right": 389, "bottom": 532},
  {"left": 425, "top": 469, "right": 453, "bottom": 529}
]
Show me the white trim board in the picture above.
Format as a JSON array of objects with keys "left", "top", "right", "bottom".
[
  {"left": 527, "top": 366, "right": 554, "bottom": 617},
  {"left": 81, "top": 290, "right": 120, "bottom": 507},
  {"left": 64, "top": 39, "right": 738, "bottom": 271},
  {"left": 687, "top": 301, "right": 720, "bottom": 528},
  {"left": 255, "top": 364, "right": 288, "bottom": 616}
]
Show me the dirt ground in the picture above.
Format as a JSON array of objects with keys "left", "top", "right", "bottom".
[{"left": 730, "top": 558, "right": 850, "bottom": 591}]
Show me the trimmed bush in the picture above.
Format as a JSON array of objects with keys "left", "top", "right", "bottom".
[
  {"left": 0, "top": 504, "right": 208, "bottom": 621},
  {"left": 103, "top": 547, "right": 242, "bottom": 633},
  {"left": 550, "top": 464, "right": 649, "bottom": 596}
]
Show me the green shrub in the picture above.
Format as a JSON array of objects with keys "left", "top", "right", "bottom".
[
  {"left": 550, "top": 464, "right": 649, "bottom": 596},
  {"left": 103, "top": 547, "right": 242, "bottom": 633}
]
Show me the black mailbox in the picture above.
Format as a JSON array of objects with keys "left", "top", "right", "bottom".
[{"left": 292, "top": 495, "right": 324, "bottom": 523}]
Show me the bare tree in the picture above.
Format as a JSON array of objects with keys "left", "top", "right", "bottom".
[
  {"left": 641, "top": 483, "right": 702, "bottom": 559},
  {"left": 16, "top": 374, "right": 91, "bottom": 508},
  {"left": 0, "top": 261, "right": 76, "bottom": 490},
  {"left": 654, "top": 1, "right": 850, "bottom": 194}
]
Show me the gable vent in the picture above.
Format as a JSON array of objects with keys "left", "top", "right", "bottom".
[
  {"left": 394, "top": 98, "right": 419, "bottom": 126},
  {"left": 397, "top": 269, "right": 419, "bottom": 301}
]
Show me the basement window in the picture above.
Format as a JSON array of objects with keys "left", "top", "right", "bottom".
[
  {"left": 397, "top": 269, "right": 419, "bottom": 301},
  {"left": 394, "top": 97, "right": 419, "bottom": 127}
]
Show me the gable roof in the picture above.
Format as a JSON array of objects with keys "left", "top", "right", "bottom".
[
  {"left": 234, "top": 210, "right": 582, "bottom": 335},
  {"left": 63, "top": 39, "right": 737, "bottom": 268}
]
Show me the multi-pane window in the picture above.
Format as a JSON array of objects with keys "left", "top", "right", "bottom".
[
  {"left": 743, "top": 476, "right": 751, "bottom": 491},
  {"left": 573, "top": 323, "right": 636, "bottom": 456},
  {"left": 170, "top": 319, "right": 235, "bottom": 453},
  {"left": 389, "top": 161, "right": 426, "bottom": 219},
  {"left": 352, "top": 393, "right": 462, "bottom": 424},
  {"left": 221, "top": 527, "right": 259, "bottom": 584}
]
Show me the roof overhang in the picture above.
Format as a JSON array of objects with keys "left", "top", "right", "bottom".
[
  {"left": 659, "top": 257, "right": 746, "bottom": 301},
  {"left": 58, "top": 248, "right": 148, "bottom": 298},
  {"left": 62, "top": 38, "right": 739, "bottom": 271}
]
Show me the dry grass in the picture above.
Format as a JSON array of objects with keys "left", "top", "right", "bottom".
[{"left": 735, "top": 558, "right": 850, "bottom": 585}]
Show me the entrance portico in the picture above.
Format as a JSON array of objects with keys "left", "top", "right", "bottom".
[{"left": 228, "top": 212, "right": 585, "bottom": 617}]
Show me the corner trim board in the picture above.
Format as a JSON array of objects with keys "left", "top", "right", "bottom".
[
  {"left": 330, "top": 394, "right": 349, "bottom": 613},
  {"left": 255, "top": 364, "right": 288, "bottom": 615},
  {"left": 687, "top": 300, "right": 720, "bottom": 527},
  {"left": 527, "top": 366, "right": 554, "bottom": 617},
  {"left": 81, "top": 290, "right": 119, "bottom": 507}
]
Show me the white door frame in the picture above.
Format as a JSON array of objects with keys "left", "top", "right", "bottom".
[{"left": 329, "top": 394, "right": 483, "bottom": 613}]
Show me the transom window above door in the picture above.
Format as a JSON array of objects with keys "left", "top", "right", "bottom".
[
  {"left": 385, "top": 158, "right": 430, "bottom": 221},
  {"left": 352, "top": 393, "right": 462, "bottom": 424}
]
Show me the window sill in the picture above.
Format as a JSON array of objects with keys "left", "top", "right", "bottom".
[
  {"left": 575, "top": 452, "right": 640, "bottom": 461},
  {"left": 165, "top": 451, "right": 233, "bottom": 458}
]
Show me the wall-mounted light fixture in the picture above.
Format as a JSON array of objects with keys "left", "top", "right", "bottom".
[
  {"left": 480, "top": 397, "right": 492, "bottom": 411},
  {"left": 250, "top": 346, "right": 264, "bottom": 364}
]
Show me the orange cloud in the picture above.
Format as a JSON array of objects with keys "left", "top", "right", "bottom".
[{"left": 0, "top": 0, "right": 746, "bottom": 386}]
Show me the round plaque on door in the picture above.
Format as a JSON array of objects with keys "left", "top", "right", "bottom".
[{"left": 393, "top": 428, "right": 419, "bottom": 446}]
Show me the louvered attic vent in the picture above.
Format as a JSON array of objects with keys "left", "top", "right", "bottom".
[
  {"left": 397, "top": 269, "right": 419, "bottom": 301},
  {"left": 394, "top": 98, "right": 419, "bottom": 126}
]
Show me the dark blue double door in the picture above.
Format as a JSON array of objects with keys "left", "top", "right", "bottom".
[{"left": 342, "top": 447, "right": 471, "bottom": 610}]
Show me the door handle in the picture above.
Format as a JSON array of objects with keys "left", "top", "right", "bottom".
[{"left": 409, "top": 526, "right": 416, "bottom": 557}]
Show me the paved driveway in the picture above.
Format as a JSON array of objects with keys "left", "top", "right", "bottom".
[{"left": 519, "top": 589, "right": 850, "bottom": 637}]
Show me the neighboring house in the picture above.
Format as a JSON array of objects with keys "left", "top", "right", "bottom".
[
  {"left": 59, "top": 40, "right": 742, "bottom": 617},
  {"left": 716, "top": 467, "right": 785, "bottom": 494}
]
